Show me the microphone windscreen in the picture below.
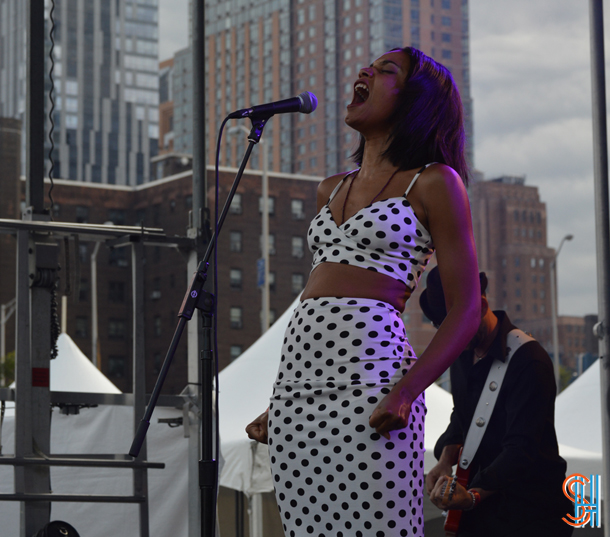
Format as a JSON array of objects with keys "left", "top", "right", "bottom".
[{"left": 298, "top": 91, "right": 318, "bottom": 114}]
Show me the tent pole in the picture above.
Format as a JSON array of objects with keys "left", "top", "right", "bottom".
[
  {"left": 589, "top": 2, "right": 610, "bottom": 533},
  {"left": 248, "top": 493, "right": 263, "bottom": 537}
]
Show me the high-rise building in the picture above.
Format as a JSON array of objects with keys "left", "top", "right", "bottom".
[
  {"left": 470, "top": 174, "right": 555, "bottom": 325},
  {"left": 192, "top": 0, "right": 473, "bottom": 178},
  {"left": 0, "top": 0, "right": 160, "bottom": 185}
]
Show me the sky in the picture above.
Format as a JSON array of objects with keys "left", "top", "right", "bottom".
[{"left": 158, "top": 0, "right": 604, "bottom": 317}]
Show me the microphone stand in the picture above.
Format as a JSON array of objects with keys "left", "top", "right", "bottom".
[{"left": 129, "top": 116, "right": 269, "bottom": 537}]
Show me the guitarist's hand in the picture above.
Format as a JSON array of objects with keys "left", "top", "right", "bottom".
[
  {"left": 425, "top": 461, "right": 453, "bottom": 496},
  {"left": 430, "top": 476, "right": 473, "bottom": 511}
]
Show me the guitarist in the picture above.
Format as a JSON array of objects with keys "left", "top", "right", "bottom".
[{"left": 422, "top": 267, "right": 572, "bottom": 537}]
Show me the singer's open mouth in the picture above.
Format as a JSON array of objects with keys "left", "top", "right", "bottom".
[{"left": 350, "top": 82, "right": 369, "bottom": 106}]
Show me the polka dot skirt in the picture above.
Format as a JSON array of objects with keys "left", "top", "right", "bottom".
[{"left": 268, "top": 297, "right": 426, "bottom": 537}]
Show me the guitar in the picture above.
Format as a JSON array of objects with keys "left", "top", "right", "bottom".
[{"left": 443, "top": 447, "right": 470, "bottom": 536}]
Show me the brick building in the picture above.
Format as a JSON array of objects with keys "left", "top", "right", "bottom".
[{"left": 0, "top": 151, "right": 319, "bottom": 392}]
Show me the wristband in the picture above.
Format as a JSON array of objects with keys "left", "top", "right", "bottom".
[{"left": 465, "top": 489, "right": 481, "bottom": 510}]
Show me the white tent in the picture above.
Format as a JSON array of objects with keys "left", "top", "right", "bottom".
[
  {"left": 555, "top": 360, "right": 604, "bottom": 479},
  {"left": 0, "top": 333, "right": 190, "bottom": 536}
]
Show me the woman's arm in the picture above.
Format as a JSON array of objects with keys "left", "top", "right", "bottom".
[{"left": 369, "top": 164, "right": 481, "bottom": 438}]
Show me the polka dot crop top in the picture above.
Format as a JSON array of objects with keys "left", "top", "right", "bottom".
[{"left": 307, "top": 163, "right": 436, "bottom": 291}]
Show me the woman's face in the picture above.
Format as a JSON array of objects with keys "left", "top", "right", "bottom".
[{"left": 345, "top": 50, "right": 410, "bottom": 136}]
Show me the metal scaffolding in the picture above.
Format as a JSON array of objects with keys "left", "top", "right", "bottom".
[{"left": 0, "top": 219, "right": 197, "bottom": 536}]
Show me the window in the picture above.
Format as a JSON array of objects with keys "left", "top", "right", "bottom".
[
  {"left": 230, "top": 193, "right": 243, "bottom": 214},
  {"left": 108, "top": 281, "right": 125, "bottom": 302},
  {"left": 514, "top": 209, "right": 519, "bottom": 221},
  {"left": 230, "top": 345, "right": 243, "bottom": 361},
  {"left": 292, "top": 273, "right": 304, "bottom": 294},
  {"left": 515, "top": 304, "right": 522, "bottom": 312},
  {"left": 531, "top": 257, "right": 536, "bottom": 268},
  {"left": 107, "top": 209, "right": 126, "bottom": 226},
  {"left": 292, "top": 236, "right": 304, "bottom": 258},
  {"left": 441, "top": 16, "right": 451, "bottom": 26},
  {"left": 515, "top": 288, "right": 521, "bottom": 297},
  {"left": 261, "top": 234, "right": 276, "bottom": 255},
  {"left": 230, "top": 268, "right": 242, "bottom": 289},
  {"left": 230, "top": 231, "right": 242, "bottom": 253},
  {"left": 76, "top": 206, "right": 89, "bottom": 223},
  {"left": 258, "top": 196, "right": 275, "bottom": 215},
  {"left": 514, "top": 256, "right": 520, "bottom": 267},
  {"left": 442, "top": 0, "right": 451, "bottom": 8},
  {"left": 230, "top": 307, "right": 243, "bottom": 329},
  {"left": 269, "top": 271, "right": 276, "bottom": 292},
  {"left": 441, "top": 32, "right": 451, "bottom": 43},
  {"left": 291, "top": 199, "right": 305, "bottom": 219},
  {"left": 79, "top": 244, "right": 89, "bottom": 264},
  {"left": 150, "top": 277, "right": 161, "bottom": 299},
  {"left": 153, "top": 353, "right": 162, "bottom": 374},
  {"left": 79, "top": 278, "right": 88, "bottom": 302},
  {"left": 515, "top": 273, "right": 521, "bottom": 282},
  {"left": 108, "top": 356, "right": 126, "bottom": 378},
  {"left": 75, "top": 316, "right": 88, "bottom": 338},
  {"left": 532, "top": 289, "right": 538, "bottom": 299},
  {"left": 109, "top": 319, "right": 127, "bottom": 339},
  {"left": 154, "top": 315, "right": 162, "bottom": 337},
  {"left": 539, "top": 258, "right": 545, "bottom": 268},
  {"left": 109, "top": 248, "right": 128, "bottom": 267},
  {"left": 441, "top": 50, "right": 452, "bottom": 60}
]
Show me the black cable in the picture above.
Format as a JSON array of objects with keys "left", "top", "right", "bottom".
[
  {"left": 47, "top": 0, "right": 57, "bottom": 220},
  {"left": 213, "top": 115, "right": 230, "bottom": 524},
  {"left": 50, "top": 279, "right": 60, "bottom": 359}
]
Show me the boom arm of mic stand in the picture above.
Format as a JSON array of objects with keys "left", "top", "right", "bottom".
[{"left": 129, "top": 117, "right": 268, "bottom": 537}]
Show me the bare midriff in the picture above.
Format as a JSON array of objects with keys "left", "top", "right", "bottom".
[{"left": 300, "top": 262, "right": 412, "bottom": 313}]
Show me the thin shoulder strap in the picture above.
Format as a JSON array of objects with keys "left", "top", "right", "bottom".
[
  {"left": 404, "top": 162, "right": 437, "bottom": 197},
  {"left": 327, "top": 169, "right": 359, "bottom": 203}
]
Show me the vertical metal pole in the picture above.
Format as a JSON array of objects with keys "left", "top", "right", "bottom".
[
  {"left": 91, "top": 242, "right": 101, "bottom": 366},
  {"left": 186, "top": 252, "right": 202, "bottom": 537},
  {"left": 132, "top": 241, "right": 150, "bottom": 537},
  {"left": 588, "top": 2, "right": 610, "bottom": 534},
  {"left": 192, "top": 0, "right": 207, "bottom": 231},
  {"left": 261, "top": 138, "right": 270, "bottom": 333},
  {"left": 26, "top": 0, "right": 46, "bottom": 214},
  {"left": 191, "top": 1, "right": 207, "bottom": 536},
  {"left": 14, "top": 231, "right": 32, "bottom": 537},
  {"left": 1, "top": 303, "right": 6, "bottom": 386}
]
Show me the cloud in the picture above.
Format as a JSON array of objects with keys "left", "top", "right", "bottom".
[{"left": 471, "top": 0, "right": 603, "bottom": 316}]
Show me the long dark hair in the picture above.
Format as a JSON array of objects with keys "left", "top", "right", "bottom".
[{"left": 351, "top": 47, "right": 469, "bottom": 184}]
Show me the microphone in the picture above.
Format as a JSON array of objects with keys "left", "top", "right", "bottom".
[{"left": 228, "top": 91, "right": 318, "bottom": 119}]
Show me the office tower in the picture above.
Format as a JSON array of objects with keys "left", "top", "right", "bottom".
[
  {"left": 470, "top": 175, "right": 555, "bottom": 324},
  {"left": 200, "top": 0, "right": 472, "bottom": 177},
  {"left": 0, "top": 0, "right": 160, "bottom": 185}
]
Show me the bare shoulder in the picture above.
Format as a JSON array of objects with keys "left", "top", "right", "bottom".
[
  {"left": 418, "top": 163, "right": 465, "bottom": 192},
  {"left": 414, "top": 163, "right": 468, "bottom": 206},
  {"left": 316, "top": 171, "right": 350, "bottom": 210}
]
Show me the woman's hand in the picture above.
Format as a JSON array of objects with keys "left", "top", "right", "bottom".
[
  {"left": 369, "top": 388, "right": 412, "bottom": 439},
  {"left": 429, "top": 476, "right": 473, "bottom": 511},
  {"left": 245, "top": 410, "right": 269, "bottom": 444}
]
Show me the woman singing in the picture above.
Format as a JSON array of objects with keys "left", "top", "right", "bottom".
[{"left": 246, "top": 46, "right": 481, "bottom": 537}]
